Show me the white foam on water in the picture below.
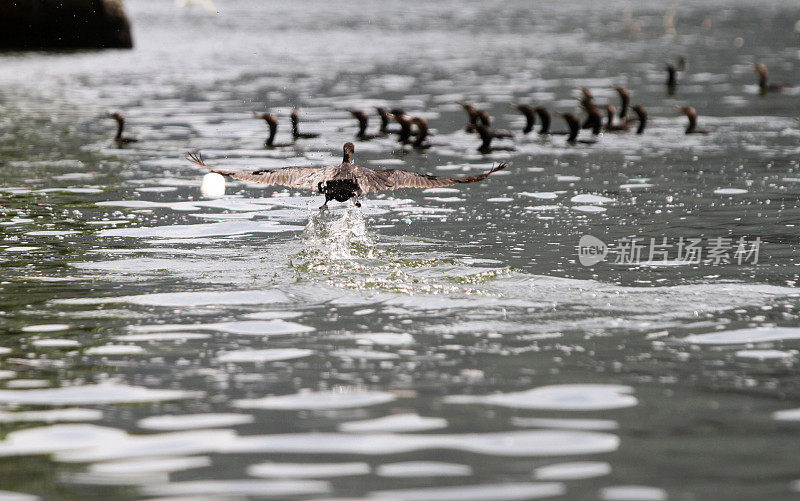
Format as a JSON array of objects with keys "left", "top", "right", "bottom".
[
  {"left": 221, "top": 429, "right": 619, "bottom": 457},
  {"left": 234, "top": 389, "right": 396, "bottom": 410},
  {"left": 352, "top": 332, "right": 415, "bottom": 346},
  {"left": 0, "top": 371, "right": 16, "bottom": 380},
  {"left": 193, "top": 320, "right": 315, "bottom": 336},
  {"left": 338, "top": 413, "right": 448, "bottom": 433},
  {"left": 3, "top": 247, "right": 40, "bottom": 252},
  {"left": 0, "top": 382, "right": 201, "bottom": 405},
  {"left": 138, "top": 413, "right": 254, "bottom": 430},
  {"left": 244, "top": 311, "right": 303, "bottom": 320},
  {"left": 0, "top": 424, "right": 128, "bottom": 458},
  {"left": 142, "top": 479, "right": 330, "bottom": 497},
  {"left": 735, "top": 350, "right": 795, "bottom": 360},
  {"left": 53, "top": 428, "right": 237, "bottom": 463},
  {"left": 369, "top": 482, "right": 565, "bottom": 500},
  {"left": 570, "top": 194, "right": 614, "bottom": 204},
  {"left": 772, "top": 408, "right": 800, "bottom": 421},
  {"left": 425, "top": 196, "right": 464, "bottom": 203},
  {"left": 526, "top": 205, "right": 562, "bottom": 211},
  {"left": 376, "top": 461, "right": 472, "bottom": 477},
  {"left": 328, "top": 349, "right": 399, "bottom": 361},
  {"left": 84, "top": 345, "right": 146, "bottom": 356},
  {"left": 0, "top": 491, "right": 38, "bottom": 501},
  {"left": 6, "top": 380, "right": 51, "bottom": 389},
  {"left": 247, "top": 461, "right": 370, "bottom": 478},
  {"left": 99, "top": 220, "right": 303, "bottom": 239},
  {"left": 599, "top": 485, "right": 668, "bottom": 501},
  {"left": 56, "top": 290, "right": 289, "bottom": 307},
  {"left": 216, "top": 348, "right": 314, "bottom": 363},
  {"left": 20, "top": 324, "right": 71, "bottom": 333},
  {"left": 620, "top": 183, "right": 653, "bottom": 190},
  {"left": 113, "top": 332, "right": 211, "bottom": 342},
  {"left": 534, "top": 461, "right": 611, "bottom": 480},
  {"left": 0, "top": 409, "right": 102, "bottom": 423},
  {"left": 0, "top": 348, "right": 11, "bottom": 355},
  {"left": 511, "top": 417, "right": 619, "bottom": 431},
  {"left": 681, "top": 327, "right": 800, "bottom": 345},
  {"left": 714, "top": 188, "right": 748, "bottom": 195},
  {"left": 31, "top": 339, "right": 80, "bottom": 348},
  {"left": 89, "top": 456, "right": 211, "bottom": 475},
  {"left": 572, "top": 205, "right": 607, "bottom": 213},
  {"left": 445, "top": 384, "right": 637, "bottom": 411},
  {"left": 487, "top": 197, "right": 515, "bottom": 202},
  {"left": 520, "top": 192, "right": 559, "bottom": 199},
  {"left": 556, "top": 175, "right": 581, "bottom": 182}
]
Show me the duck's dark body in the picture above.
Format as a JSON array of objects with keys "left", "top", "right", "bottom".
[{"left": 108, "top": 112, "right": 138, "bottom": 145}]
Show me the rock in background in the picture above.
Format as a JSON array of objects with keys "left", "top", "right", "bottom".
[{"left": 0, "top": 0, "right": 133, "bottom": 50}]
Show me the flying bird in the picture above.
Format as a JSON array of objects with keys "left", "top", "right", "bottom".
[{"left": 186, "top": 142, "right": 507, "bottom": 208}]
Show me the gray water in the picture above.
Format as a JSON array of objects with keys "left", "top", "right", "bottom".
[{"left": 1, "top": 1, "right": 799, "bottom": 499}]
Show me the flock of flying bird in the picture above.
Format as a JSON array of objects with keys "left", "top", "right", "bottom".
[{"left": 105, "top": 62, "right": 794, "bottom": 208}]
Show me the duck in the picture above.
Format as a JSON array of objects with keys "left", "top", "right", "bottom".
[
  {"left": 476, "top": 125, "right": 517, "bottom": 154},
  {"left": 375, "top": 107, "right": 401, "bottom": 135},
  {"left": 348, "top": 109, "right": 384, "bottom": 141},
  {"left": 562, "top": 113, "right": 598, "bottom": 145},
  {"left": 677, "top": 106, "right": 709, "bottom": 134},
  {"left": 477, "top": 110, "right": 514, "bottom": 139},
  {"left": 253, "top": 112, "right": 294, "bottom": 148},
  {"left": 534, "top": 107, "right": 570, "bottom": 136},
  {"left": 108, "top": 112, "right": 139, "bottom": 146},
  {"left": 290, "top": 108, "right": 319, "bottom": 140},
  {"left": 753, "top": 63, "right": 792, "bottom": 96},
  {"left": 631, "top": 105, "right": 648, "bottom": 134},
  {"left": 514, "top": 104, "right": 537, "bottom": 134},
  {"left": 187, "top": 142, "right": 507, "bottom": 208},
  {"left": 604, "top": 104, "right": 630, "bottom": 132},
  {"left": 458, "top": 102, "right": 480, "bottom": 133},
  {"left": 392, "top": 109, "right": 415, "bottom": 144},
  {"left": 611, "top": 86, "right": 630, "bottom": 123}
]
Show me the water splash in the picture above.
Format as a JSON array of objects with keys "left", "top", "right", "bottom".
[{"left": 298, "top": 204, "right": 375, "bottom": 261}]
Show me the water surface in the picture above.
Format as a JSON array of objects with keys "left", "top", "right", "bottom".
[{"left": 1, "top": 0, "right": 799, "bottom": 499}]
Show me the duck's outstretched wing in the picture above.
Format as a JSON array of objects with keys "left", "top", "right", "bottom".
[
  {"left": 186, "top": 152, "right": 330, "bottom": 190},
  {"left": 362, "top": 163, "right": 507, "bottom": 194}
]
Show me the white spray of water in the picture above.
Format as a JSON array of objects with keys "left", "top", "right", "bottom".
[{"left": 300, "top": 205, "right": 374, "bottom": 261}]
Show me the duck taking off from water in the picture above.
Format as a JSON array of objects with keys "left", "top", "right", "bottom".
[
  {"left": 186, "top": 142, "right": 507, "bottom": 209},
  {"left": 108, "top": 112, "right": 139, "bottom": 145}
]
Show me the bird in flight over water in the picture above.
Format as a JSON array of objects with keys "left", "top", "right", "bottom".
[{"left": 186, "top": 142, "right": 507, "bottom": 208}]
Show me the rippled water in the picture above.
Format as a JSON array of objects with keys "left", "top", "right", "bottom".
[{"left": 1, "top": 0, "right": 799, "bottom": 499}]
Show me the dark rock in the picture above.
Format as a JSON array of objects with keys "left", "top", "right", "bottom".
[{"left": 0, "top": 0, "right": 133, "bottom": 50}]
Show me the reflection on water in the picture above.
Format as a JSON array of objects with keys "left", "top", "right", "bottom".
[{"left": 0, "top": 0, "right": 799, "bottom": 499}]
